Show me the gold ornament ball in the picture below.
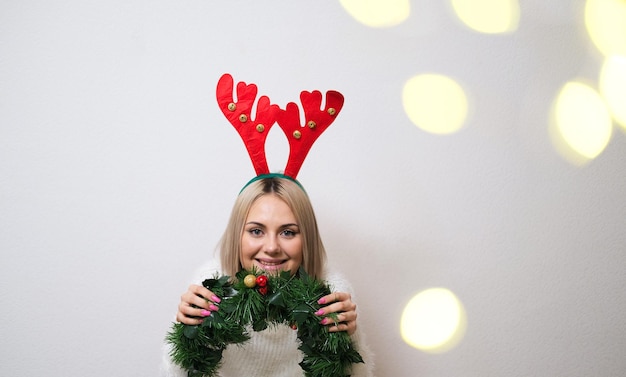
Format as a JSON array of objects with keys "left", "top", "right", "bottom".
[{"left": 243, "top": 274, "right": 257, "bottom": 288}]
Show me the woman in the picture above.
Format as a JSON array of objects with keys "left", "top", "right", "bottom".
[{"left": 161, "top": 176, "right": 374, "bottom": 376}]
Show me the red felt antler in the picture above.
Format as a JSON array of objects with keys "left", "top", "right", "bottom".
[
  {"left": 216, "top": 73, "right": 280, "bottom": 176},
  {"left": 277, "top": 90, "right": 344, "bottom": 178},
  {"left": 216, "top": 73, "right": 343, "bottom": 180}
]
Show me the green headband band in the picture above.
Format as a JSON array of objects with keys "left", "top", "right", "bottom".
[{"left": 239, "top": 173, "right": 306, "bottom": 194}]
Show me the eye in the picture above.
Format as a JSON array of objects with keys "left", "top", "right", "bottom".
[
  {"left": 280, "top": 229, "right": 299, "bottom": 238},
  {"left": 248, "top": 228, "right": 263, "bottom": 237}
]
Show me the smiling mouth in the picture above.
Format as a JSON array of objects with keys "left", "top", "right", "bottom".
[{"left": 256, "top": 259, "right": 287, "bottom": 270}]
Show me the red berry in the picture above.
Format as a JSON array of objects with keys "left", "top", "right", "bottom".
[{"left": 259, "top": 286, "right": 268, "bottom": 295}]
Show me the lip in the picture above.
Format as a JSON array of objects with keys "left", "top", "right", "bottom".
[{"left": 255, "top": 258, "right": 288, "bottom": 271}]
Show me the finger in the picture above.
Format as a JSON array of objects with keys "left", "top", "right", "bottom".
[
  {"left": 176, "top": 285, "right": 221, "bottom": 324},
  {"left": 181, "top": 291, "right": 210, "bottom": 310},
  {"left": 177, "top": 303, "right": 220, "bottom": 325},
  {"left": 316, "top": 300, "right": 356, "bottom": 316},
  {"left": 327, "top": 321, "right": 357, "bottom": 335},
  {"left": 320, "top": 309, "right": 357, "bottom": 326},
  {"left": 327, "top": 322, "right": 348, "bottom": 332},
  {"left": 184, "top": 285, "right": 221, "bottom": 308},
  {"left": 336, "top": 310, "right": 357, "bottom": 323},
  {"left": 189, "top": 285, "right": 221, "bottom": 304},
  {"left": 179, "top": 299, "right": 219, "bottom": 317},
  {"left": 176, "top": 311, "right": 204, "bottom": 325},
  {"left": 318, "top": 291, "right": 350, "bottom": 305}
]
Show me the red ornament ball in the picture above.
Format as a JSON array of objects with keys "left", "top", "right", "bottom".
[
  {"left": 256, "top": 275, "right": 268, "bottom": 287},
  {"left": 259, "top": 286, "right": 268, "bottom": 296}
]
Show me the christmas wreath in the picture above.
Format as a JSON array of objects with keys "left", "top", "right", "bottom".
[{"left": 166, "top": 268, "right": 364, "bottom": 377}]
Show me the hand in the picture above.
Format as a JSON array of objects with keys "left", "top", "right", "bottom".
[
  {"left": 315, "top": 292, "right": 358, "bottom": 335},
  {"left": 176, "top": 284, "right": 221, "bottom": 325}
]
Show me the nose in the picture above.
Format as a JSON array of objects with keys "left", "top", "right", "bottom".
[{"left": 263, "top": 235, "right": 280, "bottom": 254}]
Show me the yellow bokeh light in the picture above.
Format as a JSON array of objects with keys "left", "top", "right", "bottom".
[
  {"left": 403, "top": 74, "right": 468, "bottom": 135},
  {"left": 400, "top": 288, "right": 466, "bottom": 353},
  {"left": 585, "top": 0, "right": 626, "bottom": 57},
  {"left": 552, "top": 81, "right": 612, "bottom": 163},
  {"left": 339, "top": 0, "right": 410, "bottom": 28},
  {"left": 450, "top": 0, "right": 520, "bottom": 34},
  {"left": 599, "top": 55, "right": 626, "bottom": 130}
]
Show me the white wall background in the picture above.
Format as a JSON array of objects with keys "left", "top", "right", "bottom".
[{"left": 1, "top": 1, "right": 625, "bottom": 376}]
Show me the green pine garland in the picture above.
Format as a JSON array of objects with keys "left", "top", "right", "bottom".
[{"left": 166, "top": 267, "right": 364, "bottom": 377}]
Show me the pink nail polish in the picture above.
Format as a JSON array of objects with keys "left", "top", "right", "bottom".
[
  {"left": 211, "top": 295, "right": 221, "bottom": 303},
  {"left": 318, "top": 298, "right": 326, "bottom": 305},
  {"left": 200, "top": 309, "right": 211, "bottom": 316},
  {"left": 315, "top": 309, "right": 324, "bottom": 316},
  {"left": 209, "top": 304, "right": 219, "bottom": 311},
  {"left": 320, "top": 318, "right": 328, "bottom": 325}
]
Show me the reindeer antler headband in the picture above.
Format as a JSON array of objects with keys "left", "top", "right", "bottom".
[{"left": 216, "top": 73, "right": 344, "bottom": 189}]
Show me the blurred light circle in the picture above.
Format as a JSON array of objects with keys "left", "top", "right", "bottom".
[
  {"left": 403, "top": 74, "right": 468, "bottom": 134},
  {"left": 599, "top": 55, "right": 626, "bottom": 130},
  {"left": 585, "top": 0, "right": 626, "bottom": 56},
  {"left": 554, "top": 81, "right": 612, "bottom": 160},
  {"left": 451, "top": 0, "right": 520, "bottom": 34},
  {"left": 339, "top": 0, "right": 410, "bottom": 28},
  {"left": 401, "top": 288, "right": 466, "bottom": 353}
]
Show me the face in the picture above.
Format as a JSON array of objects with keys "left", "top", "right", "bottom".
[{"left": 240, "top": 194, "right": 303, "bottom": 275}]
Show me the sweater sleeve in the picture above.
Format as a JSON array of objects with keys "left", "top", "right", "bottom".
[
  {"left": 325, "top": 269, "right": 376, "bottom": 377},
  {"left": 160, "top": 343, "right": 187, "bottom": 377}
]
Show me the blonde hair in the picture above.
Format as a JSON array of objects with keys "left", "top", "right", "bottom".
[{"left": 219, "top": 177, "right": 327, "bottom": 279}]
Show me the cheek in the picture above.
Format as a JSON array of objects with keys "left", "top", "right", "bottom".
[
  {"left": 290, "top": 239, "right": 304, "bottom": 261},
  {"left": 239, "top": 236, "right": 256, "bottom": 261}
]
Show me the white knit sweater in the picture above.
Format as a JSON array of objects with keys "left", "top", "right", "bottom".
[{"left": 160, "top": 260, "right": 375, "bottom": 377}]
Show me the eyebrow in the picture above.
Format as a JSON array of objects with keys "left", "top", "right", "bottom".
[{"left": 245, "top": 221, "right": 300, "bottom": 228}]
